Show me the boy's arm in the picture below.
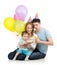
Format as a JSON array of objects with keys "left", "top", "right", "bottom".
[
  {"left": 26, "top": 40, "right": 34, "bottom": 44},
  {"left": 19, "top": 40, "right": 33, "bottom": 46}
]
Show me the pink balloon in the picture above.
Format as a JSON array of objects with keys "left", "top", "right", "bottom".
[
  {"left": 14, "top": 14, "right": 18, "bottom": 20},
  {"left": 15, "top": 5, "right": 28, "bottom": 18},
  {"left": 14, "top": 14, "right": 25, "bottom": 21}
]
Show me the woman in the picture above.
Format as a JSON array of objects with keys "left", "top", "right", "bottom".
[{"left": 8, "top": 22, "right": 38, "bottom": 60}]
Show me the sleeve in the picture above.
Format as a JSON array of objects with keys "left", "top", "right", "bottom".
[
  {"left": 17, "top": 38, "right": 23, "bottom": 48},
  {"left": 45, "top": 29, "right": 52, "bottom": 39}
]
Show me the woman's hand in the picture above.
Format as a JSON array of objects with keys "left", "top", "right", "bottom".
[
  {"left": 20, "top": 44, "right": 25, "bottom": 48},
  {"left": 20, "top": 43, "right": 28, "bottom": 47}
]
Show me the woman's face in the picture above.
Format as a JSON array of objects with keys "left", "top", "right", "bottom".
[{"left": 26, "top": 24, "right": 33, "bottom": 34}]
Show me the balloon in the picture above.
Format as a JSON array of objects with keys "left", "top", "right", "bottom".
[
  {"left": 15, "top": 5, "right": 28, "bottom": 18},
  {"left": 14, "top": 20, "right": 26, "bottom": 34},
  {"left": 4, "top": 17, "right": 15, "bottom": 32},
  {"left": 14, "top": 14, "right": 25, "bottom": 21}
]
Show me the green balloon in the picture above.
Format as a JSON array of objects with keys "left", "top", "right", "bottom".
[{"left": 14, "top": 20, "right": 26, "bottom": 34}]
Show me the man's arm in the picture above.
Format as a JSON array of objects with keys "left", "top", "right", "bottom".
[{"left": 36, "top": 37, "right": 53, "bottom": 45}]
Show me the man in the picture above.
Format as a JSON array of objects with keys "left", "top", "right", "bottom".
[
  {"left": 28, "top": 18, "right": 53, "bottom": 60},
  {"left": 8, "top": 18, "right": 53, "bottom": 60}
]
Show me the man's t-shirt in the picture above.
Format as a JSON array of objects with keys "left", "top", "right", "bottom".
[{"left": 35, "top": 28, "right": 52, "bottom": 54}]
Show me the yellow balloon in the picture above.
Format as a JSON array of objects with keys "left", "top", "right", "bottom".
[
  {"left": 14, "top": 20, "right": 26, "bottom": 34},
  {"left": 4, "top": 17, "right": 15, "bottom": 32}
]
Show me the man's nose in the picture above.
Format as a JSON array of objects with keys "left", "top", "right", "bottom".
[{"left": 35, "top": 26, "right": 36, "bottom": 28}]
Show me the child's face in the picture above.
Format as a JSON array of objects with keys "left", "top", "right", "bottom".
[{"left": 22, "top": 33, "right": 28, "bottom": 41}]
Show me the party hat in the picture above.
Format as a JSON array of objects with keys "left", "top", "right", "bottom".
[
  {"left": 28, "top": 16, "right": 32, "bottom": 22},
  {"left": 35, "top": 13, "right": 38, "bottom": 18}
]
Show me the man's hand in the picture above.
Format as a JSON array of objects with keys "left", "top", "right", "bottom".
[
  {"left": 36, "top": 38, "right": 41, "bottom": 43},
  {"left": 36, "top": 38, "right": 53, "bottom": 45}
]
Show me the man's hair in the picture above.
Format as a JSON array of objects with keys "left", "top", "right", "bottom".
[
  {"left": 22, "top": 31, "right": 28, "bottom": 36},
  {"left": 32, "top": 18, "right": 41, "bottom": 23}
]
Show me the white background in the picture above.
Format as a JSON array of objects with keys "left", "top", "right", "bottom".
[{"left": 0, "top": 0, "right": 57, "bottom": 65}]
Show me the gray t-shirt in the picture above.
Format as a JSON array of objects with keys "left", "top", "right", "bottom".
[{"left": 35, "top": 28, "right": 52, "bottom": 54}]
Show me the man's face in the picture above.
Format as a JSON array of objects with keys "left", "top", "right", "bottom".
[{"left": 33, "top": 22, "right": 40, "bottom": 30}]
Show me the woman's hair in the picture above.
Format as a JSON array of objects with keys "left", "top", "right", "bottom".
[{"left": 25, "top": 22, "right": 34, "bottom": 36}]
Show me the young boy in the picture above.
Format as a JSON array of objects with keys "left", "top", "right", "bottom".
[{"left": 13, "top": 31, "right": 36, "bottom": 60}]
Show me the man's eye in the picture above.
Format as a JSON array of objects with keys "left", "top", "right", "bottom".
[
  {"left": 36, "top": 24, "right": 37, "bottom": 26},
  {"left": 36, "top": 24, "right": 38, "bottom": 26}
]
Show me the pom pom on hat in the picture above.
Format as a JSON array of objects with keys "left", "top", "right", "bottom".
[{"left": 35, "top": 13, "right": 38, "bottom": 19}]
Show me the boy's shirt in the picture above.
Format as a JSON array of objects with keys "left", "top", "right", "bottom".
[
  {"left": 17, "top": 38, "right": 25, "bottom": 48},
  {"left": 17, "top": 33, "right": 38, "bottom": 51}
]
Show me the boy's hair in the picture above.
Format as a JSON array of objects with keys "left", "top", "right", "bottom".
[
  {"left": 22, "top": 31, "right": 28, "bottom": 36},
  {"left": 32, "top": 18, "right": 41, "bottom": 23}
]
